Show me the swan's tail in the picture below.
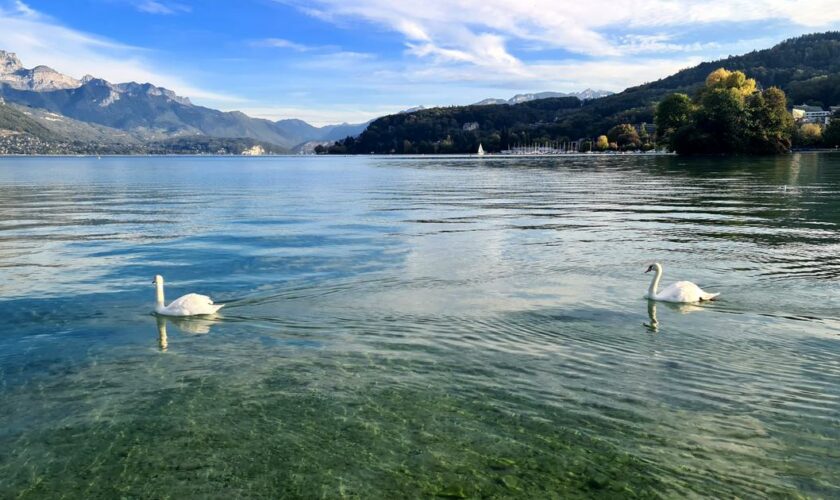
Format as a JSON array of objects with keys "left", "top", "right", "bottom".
[{"left": 210, "top": 303, "right": 225, "bottom": 314}]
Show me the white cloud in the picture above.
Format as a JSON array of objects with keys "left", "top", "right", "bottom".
[
  {"left": 132, "top": 1, "right": 191, "bottom": 15},
  {"left": 283, "top": 0, "right": 840, "bottom": 62},
  {"left": 374, "top": 56, "right": 703, "bottom": 93},
  {"left": 255, "top": 38, "right": 313, "bottom": 51},
  {"left": 0, "top": 1, "right": 236, "bottom": 103},
  {"left": 236, "top": 105, "right": 397, "bottom": 127},
  {"left": 260, "top": 0, "right": 840, "bottom": 124}
]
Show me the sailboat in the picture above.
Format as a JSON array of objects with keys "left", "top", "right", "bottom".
[{"left": 477, "top": 143, "right": 485, "bottom": 156}]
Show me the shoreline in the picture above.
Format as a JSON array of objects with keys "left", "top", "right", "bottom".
[
  {"left": 1, "top": 150, "right": 838, "bottom": 159},
  {"left": 0, "top": 151, "right": 678, "bottom": 158}
]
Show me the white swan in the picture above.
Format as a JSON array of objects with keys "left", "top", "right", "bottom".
[
  {"left": 644, "top": 263, "right": 719, "bottom": 303},
  {"left": 153, "top": 275, "right": 224, "bottom": 316}
]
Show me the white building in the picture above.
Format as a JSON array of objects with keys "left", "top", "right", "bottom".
[
  {"left": 792, "top": 105, "right": 832, "bottom": 125},
  {"left": 241, "top": 144, "right": 265, "bottom": 156}
]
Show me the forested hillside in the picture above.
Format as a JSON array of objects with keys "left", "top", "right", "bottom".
[{"left": 329, "top": 32, "right": 840, "bottom": 154}]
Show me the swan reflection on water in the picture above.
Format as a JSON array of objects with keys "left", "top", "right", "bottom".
[
  {"left": 645, "top": 300, "right": 706, "bottom": 332},
  {"left": 156, "top": 316, "right": 169, "bottom": 351},
  {"left": 155, "top": 314, "right": 221, "bottom": 351}
]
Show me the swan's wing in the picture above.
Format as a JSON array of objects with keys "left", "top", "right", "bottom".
[
  {"left": 658, "top": 281, "right": 706, "bottom": 303},
  {"left": 164, "top": 293, "right": 221, "bottom": 316},
  {"left": 675, "top": 282, "right": 720, "bottom": 301},
  {"left": 168, "top": 293, "right": 213, "bottom": 308}
]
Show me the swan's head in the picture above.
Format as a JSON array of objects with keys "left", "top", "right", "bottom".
[
  {"left": 645, "top": 263, "right": 662, "bottom": 274},
  {"left": 152, "top": 274, "right": 164, "bottom": 286}
]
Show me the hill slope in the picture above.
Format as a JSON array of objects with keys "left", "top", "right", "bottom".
[
  {"left": 0, "top": 100, "right": 290, "bottom": 155},
  {"left": 0, "top": 100, "right": 59, "bottom": 139},
  {"left": 334, "top": 32, "right": 840, "bottom": 154}
]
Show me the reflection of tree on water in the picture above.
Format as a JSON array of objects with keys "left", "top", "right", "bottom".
[
  {"left": 645, "top": 300, "right": 706, "bottom": 333},
  {"left": 155, "top": 314, "right": 221, "bottom": 351}
]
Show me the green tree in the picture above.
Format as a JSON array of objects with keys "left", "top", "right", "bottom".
[
  {"left": 753, "top": 87, "right": 794, "bottom": 153},
  {"left": 655, "top": 93, "right": 693, "bottom": 149},
  {"left": 638, "top": 124, "right": 650, "bottom": 145},
  {"left": 744, "top": 87, "right": 794, "bottom": 154},
  {"left": 825, "top": 113, "right": 840, "bottom": 147},
  {"left": 656, "top": 68, "right": 793, "bottom": 155},
  {"left": 607, "top": 123, "right": 641, "bottom": 150},
  {"left": 694, "top": 84, "right": 747, "bottom": 153}
]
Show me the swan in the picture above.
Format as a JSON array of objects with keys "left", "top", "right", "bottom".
[
  {"left": 153, "top": 275, "right": 224, "bottom": 316},
  {"left": 644, "top": 263, "right": 719, "bottom": 303}
]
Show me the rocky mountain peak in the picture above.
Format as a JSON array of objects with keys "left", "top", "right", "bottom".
[
  {"left": 0, "top": 51, "right": 81, "bottom": 91},
  {"left": 473, "top": 89, "right": 614, "bottom": 106},
  {"left": 113, "top": 81, "right": 192, "bottom": 106},
  {"left": 0, "top": 50, "right": 23, "bottom": 74}
]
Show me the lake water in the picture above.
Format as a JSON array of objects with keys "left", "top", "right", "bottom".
[{"left": 0, "top": 154, "right": 838, "bottom": 498}]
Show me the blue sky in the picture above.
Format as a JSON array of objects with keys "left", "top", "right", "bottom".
[{"left": 0, "top": 0, "right": 838, "bottom": 125}]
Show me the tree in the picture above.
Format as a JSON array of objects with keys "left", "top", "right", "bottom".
[
  {"left": 798, "top": 123, "right": 823, "bottom": 146},
  {"left": 745, "top": 87, "right": 793, "bottom": 154},
  {"left": 655, "top": 93, "right": 693, "bottom": 150},
  {"left": 607, "top": 123, "right": 641, "bottom": 149},
  {"left": 655, "top": 68, "right": 793, "bottom": 155},
  {"left": 595, "top": 135, "right": 609, "bottom": 151},
  {"left": 638, "top": 124, "right": 650, "bottom": 144},
  {"left": 825, "top": 112, "right": 840, "bottom": 147},
  {"left": 704, "top": 68, "right": 757, "bottom": 97}
]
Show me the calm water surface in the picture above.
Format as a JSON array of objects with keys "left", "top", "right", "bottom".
[{"left": 0, "top": 155, "right": 838, "bottom": 498}]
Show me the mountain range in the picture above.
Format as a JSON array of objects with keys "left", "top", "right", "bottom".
[
  {"left": 473, "top": 89, "right": 613, "bottom": 106},
  {"left": 0, "top": 50, "right": 369, "bottom": 152}
]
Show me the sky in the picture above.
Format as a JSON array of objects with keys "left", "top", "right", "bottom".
[{"left": 0, "top": 0, "right": 839, "bottom": 125}]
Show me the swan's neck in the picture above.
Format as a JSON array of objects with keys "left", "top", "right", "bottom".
[
  {"left": 648, "top": 266, "right": 662, "bottom": 298},
  {"left": 155, "top": 282, "right": 165, "bottom": 308}
]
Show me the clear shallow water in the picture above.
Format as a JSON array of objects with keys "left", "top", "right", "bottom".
[{"left": 0, "top": 154, "right": 838, "bottom": 498}]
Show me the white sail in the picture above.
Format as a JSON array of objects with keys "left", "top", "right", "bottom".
[{"left": 477, "top": 143, "right": 485, "bottom": 156}]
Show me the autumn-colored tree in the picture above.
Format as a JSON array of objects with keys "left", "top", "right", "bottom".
[
  {"left": 704, "top": 68, "right": 757, "bottom": 98},
  {"left": 798, "top": 123, "right": 823, "bottom": 146},
  {"left": 607, "top": 123, "right": 641, "bottom": 150},
  {"left": 595, "top": 135, "right": 610, "bottom": 151},
  {"left": 656, "top": 68, "right": 793, "bottom": 155}
]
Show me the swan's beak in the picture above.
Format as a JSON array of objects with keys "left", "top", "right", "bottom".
[{"left": 644, "top": 267, "right": 652, "bottom": 273}]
